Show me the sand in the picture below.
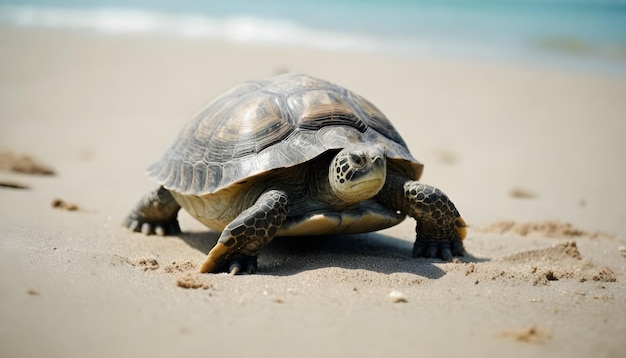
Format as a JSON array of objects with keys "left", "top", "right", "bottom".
[{"left": 0, "top": 27, "right": 625, "bottom": 358}]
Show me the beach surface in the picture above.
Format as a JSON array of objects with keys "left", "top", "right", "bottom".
[{"left": 1, "top": 27, "right": 625, "bottom": 358}]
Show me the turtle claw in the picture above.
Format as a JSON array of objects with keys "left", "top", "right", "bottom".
[
  {"left": 124, "top": 186, "right": 182, "bottom": 236},
  {"left": 426, "top": 243, "right": 438, "bottom": 258},
  {"left": 126, "top": 218, "right": 140, "bottom": 232},
  {"left": 202, "top": 248, "right": 259, "bottom": 275},
  {"left": 450, "top": 237, "right": 466, "bottom": 257},
  {"left": 226, "top": 254, "right": 258, "bottom": 275},
  {"left": 124, "top": 215, "right": 181, "bottom": 236},
  {"left": 412, "top": 238, "right": 464, "bottom": 261},
  {"left": 154, "top": 225, "right": 166, "bottom": 237},
  {"left": 141, "top": 222, "right": 152, "bottom": 235},
  {"left": 229, "top": 263, "right": 241, "bottom": 276},
  {"left": 439, "top": 244, "right": 453, "bottom": 261}
]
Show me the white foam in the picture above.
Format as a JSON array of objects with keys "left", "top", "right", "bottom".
[
  {"left": 4, "top": 5, "right": 622, "bottom": 75},
  {"left": 0, "top": 5, "right": 388, "bottom": 53}
]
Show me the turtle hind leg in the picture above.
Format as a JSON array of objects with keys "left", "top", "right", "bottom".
[
  {"left": 124, "top": 186, "right": 181, "bottom": 236},
  {"left": 199, "top": 190, "right": 289, "bottom": 274}
]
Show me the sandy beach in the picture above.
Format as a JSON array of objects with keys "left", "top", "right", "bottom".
[{"left": 1, "top": 27, "right": 625, "bottom": 358}]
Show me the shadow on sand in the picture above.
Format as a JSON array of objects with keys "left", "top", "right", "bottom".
[{"left": 177, "top": 230, "right": 487, "bottom": 279}]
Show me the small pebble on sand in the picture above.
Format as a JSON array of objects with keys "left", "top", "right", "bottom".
[{"left": 388, "top": 290, "right": 408, "bottom": 303}]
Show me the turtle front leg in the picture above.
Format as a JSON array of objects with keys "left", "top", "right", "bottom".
[
  {"left": 199, "top": 190, "right": 289, "bottom": 275},
  {"left": 124, "top": 186, "right": 181, "bottom": 236},
  {"left": 380, "top": 176, "right": 467, "bottom": 260}
]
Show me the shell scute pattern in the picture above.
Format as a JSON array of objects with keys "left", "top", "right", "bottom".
[
  {"left": 294, "top": 89, "right": 368, "bottom": 133},
  {"left": 148, "top": 74, "right": 420, "bottom": 196},
  {"left": 350, "top": 94, "right": 405, "bottom": 145},
  {"left": 203, "top": 92, "right": 293, "bottom": 161}
]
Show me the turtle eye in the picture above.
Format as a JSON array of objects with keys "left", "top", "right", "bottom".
[{"left": 349, "top": 153, "right": 366, "bottom": 168}]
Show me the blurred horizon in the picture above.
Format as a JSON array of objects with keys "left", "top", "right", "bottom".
[{"left": 1, "top": 0, "right": 625, "bottom": 74}]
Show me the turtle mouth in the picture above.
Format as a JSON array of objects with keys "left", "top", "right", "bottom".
[{"left": 350, "top": 179, "right": 384, "bottom": 192}]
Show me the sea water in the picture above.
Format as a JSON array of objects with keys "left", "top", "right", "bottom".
[{"left": 1, "top": 0, "right": 625, "bottom": 75}]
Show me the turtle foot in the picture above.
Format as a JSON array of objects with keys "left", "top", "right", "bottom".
[
  {"left": 412, "top": 237, "right": 466, "bottom": 261},
  {"left": 224, "top": 254, "right": 258, "bottom": 275},
  {"left": 124, "top": 214, "right": 181, "bottom": 236},
  {"left": 199, "top": 189, "right": 287, "bottom": 274},
  {"left": 198, "top": 242, "right": 258, "bottom": 275},
  {"left": 124, "top": 186, "right": 182, "bottom": 236},
  {"left": 199, "top": 248, "right": 261, "bottom": 275}
]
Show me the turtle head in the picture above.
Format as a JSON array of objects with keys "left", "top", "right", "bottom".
[{"left": 328, "top": 144, "right": 386, "bottom": 203}]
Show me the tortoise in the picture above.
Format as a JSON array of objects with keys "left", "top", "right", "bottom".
[{"left": 125, "top": 73, "right": 467, "bottom": 274}]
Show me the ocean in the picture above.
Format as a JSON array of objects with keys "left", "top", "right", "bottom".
[{"left": 1, "top": 0, "right": 625, "bottom": 75}]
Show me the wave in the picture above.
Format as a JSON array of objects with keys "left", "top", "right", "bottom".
[
  {"left": 0, "top": 5, "right": 395, "bottom": 53},
  {"left": 1, "top": 4, "right": 624, "bottom": 75}
]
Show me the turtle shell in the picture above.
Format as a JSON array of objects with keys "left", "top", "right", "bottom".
[{"left": 148, "top": 73, "right": 423, "bottom": 195}]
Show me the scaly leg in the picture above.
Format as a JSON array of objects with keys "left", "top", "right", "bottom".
[
  {"left": 379, "top": 175, "right": 467, "bottom": 260},
  {"left": 124, "top": 186, "right": 181, "bottom": 236},
  {"left": 199, "top": 190, "right": 289, "bottom": 274}
]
